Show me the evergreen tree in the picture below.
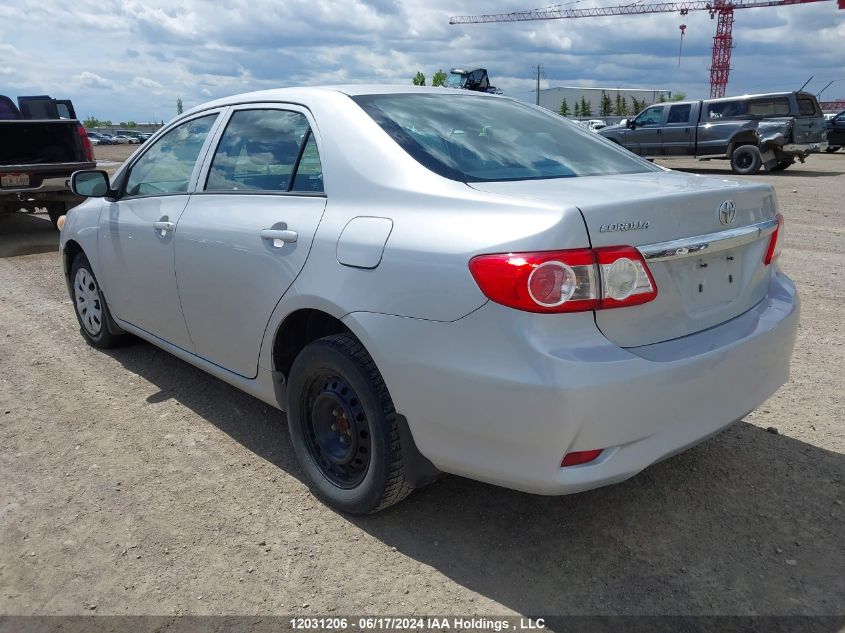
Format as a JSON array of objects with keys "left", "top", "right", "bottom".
[
  {"left": 574, "top": 101, "right": 581, "bottom": 118},
  {"left": 176, "top": 97, "right": 183, "bottom": 115},
  {"left": 559, "top": 98, "right": 570, "bottom": 117},
  {"left": 600, "top": 91, "right": 612, "bottom": 117},
  {"left": 432, "top": 70, "right": 448, "bottom": 87},
  {"left": 580, "top": 96, "right": 593, "bottom": 117},
  {"left": 412, "top": 72, "right": 426, "bottom": 86}
]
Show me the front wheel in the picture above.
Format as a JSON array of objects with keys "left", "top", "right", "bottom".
[
  {"left": 825, "top": 146, "right": 841, "bottom": 153},
  {"left": 70, "top": 253, "right": 130, "bottom": 348},
  {"left": 730, "top": 145, "right": 763, "bottom": 175},
  {"left": 287, "top": 334, "right": 412, "bottom": 514}
]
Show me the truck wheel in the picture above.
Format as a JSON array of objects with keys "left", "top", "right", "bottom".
[
  {"left": 287, "top": 333, "right": 412, "bottom": 514},
  {"left": 825, "top": 146, "right": 841, "bottom": 153},
  {"left": 46, "top": 202, "right": 67, "bottom": 229},
  {"left": 770, "top": 159, "right": 794, "bottom": 172},
  {"left": 731, "top": 146, "right": 763, "bottom": 175},
  {"left": 69, "top": 253, "right": 130, "bottom": 349}
]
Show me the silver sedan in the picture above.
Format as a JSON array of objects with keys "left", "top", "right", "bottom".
[{"left": 60, "top": 86, "right": 798, "bottom": 514}]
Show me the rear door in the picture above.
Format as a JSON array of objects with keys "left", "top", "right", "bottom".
[
  {"left": 661, "top": 103, "right": 694, "bottom": 155},
  {"left": 174, "top": 105, "right": 327, "bottom": 379},
  {"left": 628, "top": 105, "right": 665, "bottom": 156}
]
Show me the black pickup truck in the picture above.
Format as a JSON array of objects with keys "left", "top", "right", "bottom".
[
  {"left": 1, "top": 95, "right": 96, "bottom": 227},
  {"left": 598, "top": 91, "right": 828, "bottom": 174}
]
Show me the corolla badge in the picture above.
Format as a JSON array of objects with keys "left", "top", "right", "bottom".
[
  {"left": 599, "top": 220, "right": 650, "bottom": 233},
  {"left": 718, "top": 200, "right": 737, "bottom": 226}
]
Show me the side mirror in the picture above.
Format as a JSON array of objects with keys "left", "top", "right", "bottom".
[
  {"left": 627, "top": 119, "right": 636, "bottom": 129},
  {"left": 71, "top": 170, "right": 112, "bottom": 198}
]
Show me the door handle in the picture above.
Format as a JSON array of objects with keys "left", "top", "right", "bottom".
[
  {"left": 260, "top": 228, "right": 298, "bottom": 245},
  {"left": 153, "top": 221, "right": 175, "bottom": 234}
]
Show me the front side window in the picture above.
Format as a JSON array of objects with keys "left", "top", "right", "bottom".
[
  {"left": 124, "top": 114, "right": 217, "bottom": 197},
  {"left": 667, "top": 104, "right": 691, "bottom": 124},
  {"left": 353, "top": 93, "right": 656, "bottom": 182},
  {"left": 205, "top": 109, "right": 321, "bottom": 193},
  {"left": 635, "top": 106, "right": 664, "bottom": 127}
]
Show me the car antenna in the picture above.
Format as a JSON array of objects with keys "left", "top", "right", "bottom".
[{"left": 797, "top": 75, "right": 814, "bottom": 92}]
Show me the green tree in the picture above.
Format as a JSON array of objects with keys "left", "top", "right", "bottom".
[
  {"left": 580, "top": 96, "right": 593, "bottom": 117},
  {"left": 558, "top": 98, "right": 570, "bottom": 117},
  {"left": 432, "top": 69, "right": 448, "bottom": 87},
  {"left": 630, "top": 96, "right": 642, "bottom": 114},
  {"left": 574, "top": 101, "right": 581, "bottom": 117},
  {"left": 125, "top": 120, "right": 137, "bottom": 128},
  {"left": 83, "top": 116, "right": 100, "bottom": 128},
  {"left": 613, "top": 93, "right": 628, "bottom": 117},
  {"left": 412, "top": 71, "right": 426, "bottom": 86},
  {"left": 600, "top": 91, "right": 612, "bottom": 117},
  {"left": 670, "top": 91, "right": 687, "bottom": 102},
  {"left": 176, "top": 97, "right": 184, "bottom": 115}
]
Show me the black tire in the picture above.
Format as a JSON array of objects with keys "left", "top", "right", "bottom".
[
  {"left": 825, "top": 146, "right": 841, "bottom": 153},
  {"left": 770, "top": 159, "right": 794, "bottom": 172},
  {"left": 69, "top": 253, "right": 129, "bottom": 349},
  {"left": 46, "top": 202, "right": 66, "bottom": 229},
  {"left": 287, "top": 333, "right": 412, "bottom": 514},
  {"left": 730, "top": 145, "right": 763, "bottom": 175}
]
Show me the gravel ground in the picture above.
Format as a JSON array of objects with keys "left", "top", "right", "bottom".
[{"left": 0, "top": 149, "right": 842, "bottom": 616}]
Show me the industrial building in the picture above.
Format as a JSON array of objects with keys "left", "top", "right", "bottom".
[{"left": 538, "top": 86, "right": 673, "bottom": 118}]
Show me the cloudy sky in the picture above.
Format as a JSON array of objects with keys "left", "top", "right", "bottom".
[{"left": 0, "top": 0, "right": 842, "bottom": 122}]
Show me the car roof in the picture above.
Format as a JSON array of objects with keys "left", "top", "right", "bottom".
[{"left": 181, "top": 85, "right": 495, "bottom": 117}]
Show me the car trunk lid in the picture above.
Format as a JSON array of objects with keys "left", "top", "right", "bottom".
[{"left": 469, "top": 170, "right": 778, "bottom": 347}]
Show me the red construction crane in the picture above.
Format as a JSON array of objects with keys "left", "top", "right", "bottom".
[{"left": 450, "top": 0, "right": 844, "bottom": 99}]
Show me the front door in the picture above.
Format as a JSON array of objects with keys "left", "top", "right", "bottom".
[
  {"left": 629, "top": 105, "right": 665, "bottom": 156},
  {"left": 175, "top": 106, "right": 327, "bottom": 378},
  {"left": 97, "top": 112, "right": 221, "bottom": 350}
]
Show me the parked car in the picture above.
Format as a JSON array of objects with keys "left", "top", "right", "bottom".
[
  {"left": 581, "top": 119, "right": 607, "bottom": 131},
  {"left": 825, "top": 110, "right": 844, "bottom": 152},
  {"left": 62, "top": 87, "right": 798, "bottom": 514},
  {"left": 599, "top": 91, "right": 828, "bottom": 174},
  {"left": 97, "top": 133, "right": 118, "bottom": 144},
  {"left": 113, "top": 134, "right": 139, "bottom": 144},
  {"left": 86, "top": 132, "right": 116, "bottom": 145},
  {"left": 0, "top": 94, "right": 95, "bottom": 226},
  {"left": 115, "top": 129, "right": 149, "bottom": 143}
]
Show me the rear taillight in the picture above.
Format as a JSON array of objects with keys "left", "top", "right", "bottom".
[
  {"left": 764, "top": 213, "right": 784, "bottom": 265},
  {"left": 469, "top": 246, "right": 657, "bottom": 313},
  {"left": 77, "top": 124, "right": 94, "bottom": 162}
]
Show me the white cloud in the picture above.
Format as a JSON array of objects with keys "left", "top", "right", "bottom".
[{"left": 75, "top": 71, "right": 115, "bottom": 90}]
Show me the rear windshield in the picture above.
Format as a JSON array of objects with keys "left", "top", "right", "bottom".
[
  {"left": 797, "top": 97, "right": 818, "bottom": 116},
  {"left": 352, "top": 93, "right": 657, "bottom": 182}
]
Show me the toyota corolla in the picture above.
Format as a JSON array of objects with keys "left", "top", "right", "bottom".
[{"left": 60, "top": 86, "right": 798, "bottom": 514}]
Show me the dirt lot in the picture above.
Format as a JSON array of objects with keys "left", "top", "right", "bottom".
[{"left": 0, "top": 148, "right": 843, "bottom": 617}]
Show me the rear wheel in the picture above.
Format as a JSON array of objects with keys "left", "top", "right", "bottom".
[
  {"left": 287, "top": 334, "right": 412, "bottom": 514},
  {"left": 770, "top": 159, "right": 794, "bottom": 172},
  {"left": 70, "top": 253, "right": 129, "bottom": 349},
  {"left": 730, "top": 145, "right": 763, "bottom": 175},
  {"left": 825, "top": 146, "right": 841, "bottom": 153}
]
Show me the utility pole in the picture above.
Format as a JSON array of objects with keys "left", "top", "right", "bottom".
[{"left": 535, "top": 64, "right": 541, "bottom": 105}]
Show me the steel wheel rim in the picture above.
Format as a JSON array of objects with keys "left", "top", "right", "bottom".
[
  {"left": 301, "top": 373, "right": 371, "bottom": 489},
  {"left": 74, "top": 268, "right": 103, "bottom": 336}
]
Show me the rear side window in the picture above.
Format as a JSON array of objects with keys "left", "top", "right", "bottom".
[
  {"left": 0, "top": 97, "right": 19, "bottom": 120},
  {"left": 748, "top": 98, "right": 790, "bottom": 116},
  {"left": 706, "top": 100, "right": 747, "bottom": 119},
  {"left": 205, "top": 109, "right": 322, "bottom": 193},
  {"left": 797, "top": 97, "right": 818, "bottom": 116},
  {"left": 124, "top": 114, "right": 217, "bottom": 197},
  {"left": 667, "top": 104, "right": 691, "bottom": 124},
  {"left": 353, "top": 93, "right": 656, "bottom": 182}
]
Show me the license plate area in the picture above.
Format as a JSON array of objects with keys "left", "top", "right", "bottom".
[
  {"left": 688, "top": 249, "right": 742, "bottom": 310},
  {"left": 1, "top": 173, "right": 30, "bottom": 188}
]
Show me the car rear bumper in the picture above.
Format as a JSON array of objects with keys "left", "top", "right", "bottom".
[
  {"left": 344, "top": 270, "right": 799, "bottom": 495},
  {"left": 782, "top": 141, "right": 827, "bottom": 154}
]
